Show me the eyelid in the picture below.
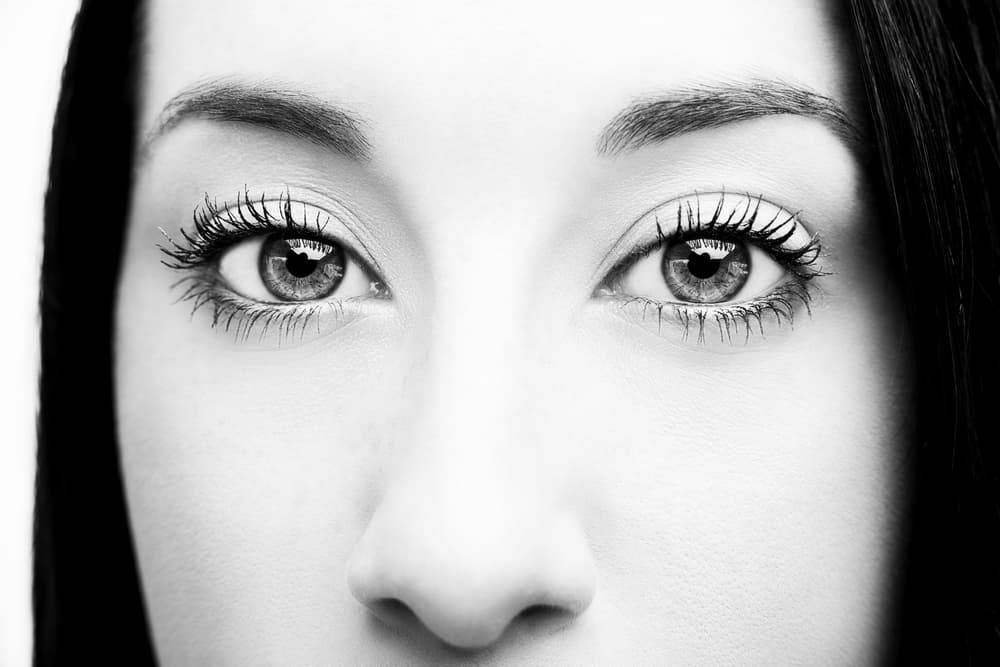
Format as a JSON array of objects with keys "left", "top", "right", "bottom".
[
  {"left": 159, "top": 188, "right": 389, "bottom": 290},
  {"left": 591, "top": 191, "right": 816, "bottom": 292}
]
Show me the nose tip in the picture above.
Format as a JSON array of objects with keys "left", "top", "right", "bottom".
[{"left": 346, "top": 498, "right": 596, "bottom": 649}]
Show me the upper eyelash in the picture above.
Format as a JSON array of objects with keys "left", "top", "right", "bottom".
[
  {"left": 157, "top": 186, "right": 332, "bottom": 270},
  {"left": 161, "top": 188, "right": 822, "bottom": 346},
  {"left": 600, "top": 190, "right": 823, "bottom": 289}
]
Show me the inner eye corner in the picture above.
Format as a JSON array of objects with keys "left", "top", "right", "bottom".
[{"left": 593, "top": 259, "right": 631, "bottom": 297}]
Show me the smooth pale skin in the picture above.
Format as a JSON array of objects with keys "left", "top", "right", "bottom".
[{"left": 115, "top": 0, "right": 913, "bottom": 664}]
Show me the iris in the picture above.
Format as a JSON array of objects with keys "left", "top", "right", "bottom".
[
  {"left": 661, "top": 238, "right": 750, "bottom": 303},
  {"left": 260, "top": 235, "right": 346, "bottom": 301}
]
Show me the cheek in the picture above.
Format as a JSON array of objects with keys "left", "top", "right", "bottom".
[
  {"left": 548, "top": 285, "right": 910, "bottom": 662},
  {"left": 115, "top": 299, "right": 411, "bottom": 660}
]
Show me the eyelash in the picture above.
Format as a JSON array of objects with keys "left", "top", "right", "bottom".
[
  {"left": 161, "top": 189, "right": 824, "bottom": 346},
  {"left": 160, "top": 187, "right": 331, "bottom": 269},
  {"left": 159, "top": 188, "right": 384, "bottom": 343},
  {"left": 597, "top": 192, "right": 827, "bottom": 344}
]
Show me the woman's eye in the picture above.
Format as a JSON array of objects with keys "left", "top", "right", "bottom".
[
  {"left": 158, "top": 191, "right": 395, "bottom": 344},
  {"left": 217, "top": 233, "right": 378, "bottom": 303},
  {"left": 591, "top": 191, "right": 826, "bottom": 344},
  {"left": 617, "top": 236, "right": 785, "bottom": 304}
]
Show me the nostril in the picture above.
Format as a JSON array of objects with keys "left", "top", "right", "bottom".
[
  {"left": 515, "top": 603, "right": 560, "bottom": 621},
  {"left": 367, "top": 597, "right": 495, "bottom": 650},
  {"left": 513, "top": 603, "right": 580, "bottom": 637},
  {"left": 374, "top": 597, "right": 409, "bottom": 612},
  {"left": 347, "top": 503, "right": 597, "bottom": 650},
  {"left": 369, "top": 598, "right": 578, "bottom": 649},
  {"left": 370, "top": 597, "right": 417, "bottom": 624},
  {"left": 365, "top": 597, "right": 447, "bottom": 643}
]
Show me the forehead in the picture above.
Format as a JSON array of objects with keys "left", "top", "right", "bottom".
[{"left": 141, "top": 0, "right": 848, "bottom": 145}]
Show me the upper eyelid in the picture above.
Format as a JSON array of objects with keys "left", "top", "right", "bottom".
[
  {"left": 590, "top": 191, "right": 816, "bottom": 288},
  {"left": 159, "top": 188, "right": 388, "bottom": 280},
  {"left": 253, "top": 190, "right": 388, "bottom": 280}
]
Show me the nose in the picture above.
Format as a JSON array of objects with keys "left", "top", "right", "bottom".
[
  {"left": 346, "top": 226, "right": 595, "bottom": 649},
  {"left": 346, "top": 469, "right": 596, "bottom": 649}
]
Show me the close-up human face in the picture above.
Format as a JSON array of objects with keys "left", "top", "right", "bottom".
[{"left": 114, "top": 0, "right": 913, "bottom": 664}]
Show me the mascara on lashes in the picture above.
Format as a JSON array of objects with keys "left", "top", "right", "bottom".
[
  {"left": 595, "top": 191, "right": 826, "bottom": 344},
  {"left": 158, "top": 188, "right": 388, "bottom": 343}
]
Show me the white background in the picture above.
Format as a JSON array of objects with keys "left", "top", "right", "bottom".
[{"left": 1, "top": 2, "right": 79, "bottom": 665}]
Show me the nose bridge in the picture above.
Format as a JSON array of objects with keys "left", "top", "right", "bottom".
[
  {"left": 423, "top": 312, "right": 521, "bottom": 450},
  {"left": 415, "top": 214, "right": 533, "bottom": 460},
  {"left": 394, "top": 142, "right": 566, "bottom": 451},
  {"left": 363, "top": 461, "right": 560, "bottom": 582}
]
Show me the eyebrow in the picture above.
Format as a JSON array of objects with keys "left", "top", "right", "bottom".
[
  {"left": 597, "top": 80, "right": 861, "bottom": 155},
  {"left": 141, "top": 79, "right": 372, "bottom": 161}
]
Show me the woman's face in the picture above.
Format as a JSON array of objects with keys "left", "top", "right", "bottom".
[{"left": 115, "top": 0, "right": 912, "bottom": 663}]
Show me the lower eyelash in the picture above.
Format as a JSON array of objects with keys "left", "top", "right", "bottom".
[
  {"left": 170, "top": 272, "right": 358, "bottom": 344},
  {"left": 610, "top": 279, "right": 818, "bottom": 345}
]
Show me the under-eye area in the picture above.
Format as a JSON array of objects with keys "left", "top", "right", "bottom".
[
  {"left": 158, "top": 187, "right": 390, "bottom": 343},
  {"left": 593, "top": 191, "right": 827, "bottom": 344}
]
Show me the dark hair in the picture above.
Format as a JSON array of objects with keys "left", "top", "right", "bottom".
[
  {"left": 35, "top": 1, "right": 153, "bottom": 664},
  {"left": 849, "top": 1, "right": 1000, "bottom": 663},
  {"left": 35, "top": 0, "right": 1000, "bottom": 663}
]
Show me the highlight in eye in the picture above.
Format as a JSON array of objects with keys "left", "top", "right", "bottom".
[
  {"left": 158, "top": 188, "right": 388, "bottom": 343},
  {"left": 595, "top": 191, "right": 826, "bottom": 344}
]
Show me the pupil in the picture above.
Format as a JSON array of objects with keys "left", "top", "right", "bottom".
[
  {"left": 285, "top": 249, "right": 318, "bottom": 278},
  {"left": 687, "top": 251, "right": 720, "bottom": 279}
]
